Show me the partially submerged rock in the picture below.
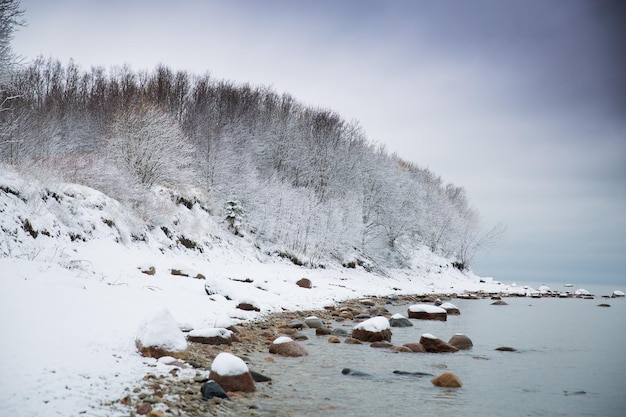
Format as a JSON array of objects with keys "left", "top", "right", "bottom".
[
  {"left": 431, "top": 372, "right": 463, "bottom": 387},
  {"left": 389, "top": 313, "right": 413, "bottom": 328},
  {"left": 448, "top": 333, "right": 473, "bottom": 350},
  {"left": 407, "top": 304, "right": 447, "bottom": 321},
  {"left": 268, "top": 336, "right": 308, "bottom": 357},
  {"left": 351, "top": 316, "right": 392, "bottom": 342},
  {"left": 419, "top": 333, "right": 459, "bottom": 353}
]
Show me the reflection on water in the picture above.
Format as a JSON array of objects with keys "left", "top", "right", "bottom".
[{"left": 247, "top": 295, "right": 625, "bottom": 417}]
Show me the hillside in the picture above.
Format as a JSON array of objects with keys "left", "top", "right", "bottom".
[{"left": 0, "top": 165, "right": 509, "bottom": 416}]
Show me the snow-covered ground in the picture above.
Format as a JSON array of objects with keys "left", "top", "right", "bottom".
[{"left": 1, "top": 166, "right": 511, "bottom": 416}]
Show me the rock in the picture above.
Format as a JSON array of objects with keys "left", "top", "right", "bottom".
[
  {"left": 354, "top": 313, "right": 372, "bottom": 321},
  {"left": 390, "top": 345, "right": 413, "bottom": 353},
  {"left": 268, "top": 336, "right": 308, "bottom": 357},
  {"left": 147, "top": 411, "right": 166, "bottom": 417},
  {"left": 136, "top": 402, "right": 152, "bottom": 415},
  {"left": 296, "top": 278, "right": 312, "bottom": 289},
  {"left": 328, "top": 336, "right": 341, "bottom": 343},
  {"left": 613, "top": 290, "right": 625, "bottom": 297},
  {"left": 389, "top": 313, "right": 413, "bottom": 328},
  {"left": 195, "top": 273, "right": 206, "bottom": 280},
  {"left": 370, "top": 341, "right": 393, "bottom": 348},
  {"left": 187, "top": 328, "right": 234, "bottom": 345},
  {"left": 419, "top": 333, "right": 459, "bottom": 353},
  {"left": 331, "top": 328, "right": 349, "bottom": 336},
  {"left": 431, "top": 372, "right": 463, "bottom": 388},
  {"left": 201, "top": 380, "right": 230, "bottom": 400},
  {"left": 440, "top": 302, "right": 460, "bottom": 315},
  {"left": 136, "top": 308, "right": 188, "bottom": 359},
  {"left": 344, "top": 337, "right": 363, "bottom": 345},
  {"left": 342, "top": 368, "right": 371, "bottom": 377},
  {"left": 141, "top": 266, "right": 156, "bottom": 275},
  {"left": 393, "top": 370, "right": 434, "bottom": 377},
  {"left": 249, "top": 370, "right": 272, "bottom": 382},
  {"left": 403, "top": 343, "right": 426, "bottom": 353},
  {"left": 351, "top": 316, "right": 392, "bottom": 342},
  {"left": 316, "top": 327, "right": 333, "bottom": 336},
  {"left": 491, "top": 300, "right": 508, "bottom": 305},
  {"left": 448, "top": 333, "right": 473, "bottom": 350},
  {"left": 597, "top": 303, "right": 611, "bottom": 307},
  {"left": 208, "top": 352, "right": 255, "bottom": 393},
  {"left": 304, "top": 316, "right": 324, "bottom": 329},
  {"left": 170, "top": 269, "right": 189, "bottom": 277},
  {"left": 287, "top": 319, "right": 305, "bottom": 329},
  {"left": 338, "top": 311, "right": 354, "bottom": 320},
  {"left": 236, "top": 302, "right": 260, "bottom": 312},
  {"left": 407, "top": 304, "right": 447, "bottom": 321},
  {"left": 495, "top": 346, "right": 517, "bottom": 352}
]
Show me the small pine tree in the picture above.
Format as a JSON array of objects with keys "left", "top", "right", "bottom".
[{"left": 224, "top": 200, "right": 244, "bottom": 236}]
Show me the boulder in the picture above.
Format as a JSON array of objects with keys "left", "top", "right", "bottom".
[
  {"left": 448, "top": 333, "right": 473, "bottom": 350},
  {"left": 390, "top": 345, "right": 413, "bottom": 353},
  {"left": 268, "top": 336, "right": 308, "bottom": 357},
  {"left": 200, "top": 380, "right": 229, "bottom": 400},
  {"left": 236, "top": 302, "right": 260, "bottom": 312},
  {"left": 328, "top": 336, "right": 341, "bottom": 343},
  {"left": 403, "top": 343, "right": 426, "bottom": 353},
  {"left": 419, "top": 333, "right": 459, "bottom": 353},
  {"left": 316, "top": 327, "right": 333, "bottom": 336},
  {"left": 440, "top": 302, "right": 460, "bottom": 315},
  {"left": 351, "top": 316, "right": 392, "bottom": 342},
  {"left": 612, "top": 290, "right": 625, "bottom": 297},
  {"left": 304, "top": 316, "right": 324, "bottom": 329},
  {"left": 491, "top": 300, "right": 508, "bottom": 305},
  {"left": 389, "top": 313, "right": 413, "bottom": 328},
  {"left": 136, "top": 308, "right": 188, "bottom": 359},
  {"left": 431, "top": 372, "right": 463, "bottom": 388},
  {"left": 495, "top": 346, "right": 517, "bottom": 352},
  {"left": 249, "top": 370, "right": 272, "bottom": 382},
  {"left": 287, "top": 319, "right": 305, "bottom": 329},
  {"left": 342, "top": 368, "right": 371, "bottom": 377},
  {"left": 345, "top": 337, "right": 363, "bottom": 345},
  {"left": 187, "top": 327, "right": 234, "bottom": 345},
  {"left": 208, "top": 352, "right": 255, "bottom": 393},
  {"left": 407, "top": 304, "right": 447, "bottom": 321},
  {"left": 370, "top": 341, "right": 393, "bottom": 348},
  {"left": 296, "top": 278, "right": 312, "bottom": 288}
]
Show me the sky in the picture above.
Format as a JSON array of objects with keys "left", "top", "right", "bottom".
[{"left": 11, "top": 0, "right": 626, "bottom": 285}]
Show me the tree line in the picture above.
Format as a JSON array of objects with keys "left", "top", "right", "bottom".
[{"left": 0, "top": 55, "right": 503, "bottom": 271}]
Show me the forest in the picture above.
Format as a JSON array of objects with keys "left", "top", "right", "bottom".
[{"left": 0, "top": 2, "right": 501, "bottom": 271}]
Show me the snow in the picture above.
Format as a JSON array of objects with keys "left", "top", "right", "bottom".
[
  {"left": 440, "top": 302, "right": 458, "bottom": 310},
  {"left": 272, "top": 336, "right": 294, "bottom": 345},
  {"left": 408, "top": 304, "right": 447, "bottom": 314},
  {"left": 575, "top": 289, "right": 590, "bottom": 296},
  {"left": 0, "top": 167, "right": 554, "bottom": 416},
  {"left": 538, "top": 285, "right": 551, "bottom": 293},
  {"left": 188, "top": 327, "right": 232, "bottom": 339},
  {"left": 422, "top": 333, "right": 437, "bottom": 339},
  {"left": 613, "top": 290, "right": 625, "bottom": 296},
  {"left": 353, "top": 316, "right": 390, "bottom": 332},
  {"left": 136, "top": 307, "right": 188, "bottom": 352},
  {"left": 210, "top": 352, "right": 249, "bottom": 376},
  {"left": 391, "top": 313, "right": 406, "bottom": 319}
]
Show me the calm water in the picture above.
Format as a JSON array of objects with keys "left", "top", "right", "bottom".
[{"left": 248, "top": 283, "right": 626, "bottom": 417}]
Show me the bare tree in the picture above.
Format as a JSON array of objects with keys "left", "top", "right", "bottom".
[{"left": 106, "top": 101, "right": 194, "bottom": 188}]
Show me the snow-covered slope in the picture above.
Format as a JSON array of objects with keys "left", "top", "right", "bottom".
[{"left": 0, "top": 166, "right": 506, "bottom": 416}]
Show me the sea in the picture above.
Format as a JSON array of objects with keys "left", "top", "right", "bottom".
[{"left": 248, "top": 282, "right": 626, "bottom": 417}]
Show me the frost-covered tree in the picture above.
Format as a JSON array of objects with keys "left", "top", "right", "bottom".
[
  {"left": 0, "top": 0, "right": 23, "bottom": 84},
  {"left": 105, "top": 101, "right": 194, "bottom": 188}
]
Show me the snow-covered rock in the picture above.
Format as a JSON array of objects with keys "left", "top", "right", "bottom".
[
  {"left": 613, "top": 290, "right": 625, "bottom": 297},
  {"left": 440, "top": 302, "right": 460, "bottom": 315},
  {"left": 187, "top": 327, "right": 234, "bottom": 345},
  {"left": 389, "top": 313, "right": 413, "bottom": 328},
  {"left": 269, "top": 337, "right": 308, "bottom": 357},
  {"left": 351, "top": 316, "right": 392, "bottom": 342},
  {"left": 135, "top": 308, "right": 188, "bottom": 359},
  {"left": 407, "top": 304, "right": 448, "bottom": 321},
  {"left": 448, "top": 333, "right": 473, "bottom": 350},
  {"left": 208, "top": 352, "right": 255, "bottom": 392},
  {"left": 419, "top": 333, "right": 459, "bottom": 353}
]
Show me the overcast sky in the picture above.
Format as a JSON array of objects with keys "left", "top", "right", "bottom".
[{"left": 13, "top": 0, "right": 626, "bottom": 285}]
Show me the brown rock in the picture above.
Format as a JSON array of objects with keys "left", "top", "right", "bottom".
[
  {"left": 136, "top": 402, "right": 152, "bottom": 415},
  {"left": 268, "top": 338, "right": 309, "bottom": 357},
  {"left": 491, "top": 300, "right": 508, "bottom": 305},
  {"left": 141, "top": 266, "right": 156, "bottom": 275},
  {"left": 403, "top": 343, "right": 426, "bottom": 353},
  {"left": 316, "top": 327, "right": 333, "bottom": 336},
  {"left": 351, "top": 328, "right": 392, "bottom": 342},
  {"left": 208, "top": 370, "right": 256, "bottom": 393},
  {"left": 407, "top": 305, "right": 448, "bottom": 321},
  {"left": 147, "top": 411, "right": 166, "bottom": 417},
  {"left": 328, "top": 336, "right": 341, "bottom": 343},
  {"left": 339, "top": 311, "right": 354, "bottom": 320},
  {"left": 390, "top": 345, "right": 413, "bottom": 353},
  {"left": 419, "top": 334, "right": 459, "bottom": 353},
  {"left": 135, "top": 340, "right": 187, "bottom": 360},
  {"left": 170, "top": 269, "right": 189, "bottom": 277},
  {"left": 296, "top": 278, "right": 312, "bottom": 288},
  {"left": 431, "top": 372, "right": 463, "bottom": 387},
  {"left": 370, "top": 341, "right": 393, "bottom": 348},
  {"left": 448, "top": 334, "right": 473, "bottom": 350},
  {"left": 236, "top": 302, "right": 260, "bottom": 312},
  {"left": 345, "top": 338, "right": 363, "bottom": 345}
]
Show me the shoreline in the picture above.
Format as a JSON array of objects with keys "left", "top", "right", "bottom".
[{"left": 117, "top": 289, "right": 622, "bottom": 416}]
